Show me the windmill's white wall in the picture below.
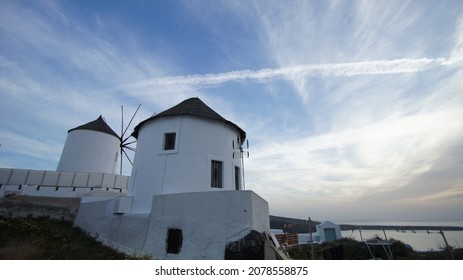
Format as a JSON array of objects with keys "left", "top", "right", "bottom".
[
  {"left": 57, "top": 130, "right": 120, "bottom": 174},
  {"left": 128, "top": 116, "right": 243, "bottom": 213}
]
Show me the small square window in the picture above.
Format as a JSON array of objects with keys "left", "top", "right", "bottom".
[
  {"left": 164, "top": 133, "right": 176, "bottom": 150},
  {"left": 211, "top": 160, "right": 223, "bottom": 188}
]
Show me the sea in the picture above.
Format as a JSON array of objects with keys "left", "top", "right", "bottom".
[{"left": 336, "top": 220, "right": 463, "bottom": 252}]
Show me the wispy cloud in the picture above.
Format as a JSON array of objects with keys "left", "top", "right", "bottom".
[
  {"left": 115, "top": 57, "right": 448, "bottom": 91},
  {"left": 0, "top": 130, "right": 62, "bottom": 168},
  {"left": 246, "top": 70, "right": 463, "bottom": 219}
]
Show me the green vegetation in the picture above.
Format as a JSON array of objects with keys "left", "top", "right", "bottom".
[
  {"left": 288, "top": 237, "right": 463, "bottom": 260},
  {"left": 0, "top": 215, "right": 149, "bottom": 260}
]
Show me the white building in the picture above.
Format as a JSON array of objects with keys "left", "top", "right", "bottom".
[
  {"left": 128, "top": 97, "right": 246, "bottom": 213},
  {"left": 1, "top": 116, "right": 127, "bottom": 198},
  {"left": 316, "top": 221, "right": 342, "bottom": 243},
  {"left": 73, "top": 98, "right": 271, "bottom": 259},
  {"left": 1, "top": 98, "right": 271, "bottom": 259},
  {"left": 57, "top": 116, "right": 120, "bottom": 174}
]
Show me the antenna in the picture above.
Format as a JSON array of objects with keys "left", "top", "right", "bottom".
[
  {"left": 119, "top": 104, "right": 141, "bottom": 175},
  {"left": 232, "top": 136, "right": 249, "bottom": 190}
]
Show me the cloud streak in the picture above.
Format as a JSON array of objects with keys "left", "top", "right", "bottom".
[{"left": 115, "top": 57, "right": 448, "bottom": 91}]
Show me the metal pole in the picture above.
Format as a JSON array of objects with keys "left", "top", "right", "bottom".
[
  {"left": 309, "top": 217, "right": 314, "bottom": 260},
  {"left": 241, "top": 151, "right": 246, "bottom": 190},
  {"left": 359, "top": 227, "right": 375, "bottom": 259},
  {"left": 120, "top": 106, "right": 124, "bottom": 175},
  {"left": 439, "top": 230, "right": 455, "bottom": 260}
]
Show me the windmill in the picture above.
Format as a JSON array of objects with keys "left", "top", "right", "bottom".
[
  {"left": 232, "top": 136, "right": 249, "bottom": 190},
  {"left": 119, "top": 104, "right": 141, "bottom": 175}
]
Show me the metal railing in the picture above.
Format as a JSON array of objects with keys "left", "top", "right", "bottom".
[{"left": 0, "top": 168, "right": 129, "bottom": 192}]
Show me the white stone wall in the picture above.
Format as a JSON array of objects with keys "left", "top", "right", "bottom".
[
  {"left": 57, "top": 130, "right": 120, "bottom": 174},
  {"left": 74, "top": 190, "right": 270, "bottom": 259},
  {"left": 0, "top": 168, "right": 129, "bottom": 198},
  {"left": 145, "top": 190, "right": 269, "bottom": 259},
  {"left": 128, "top": 116, "right": 243, "bottom": 213}
]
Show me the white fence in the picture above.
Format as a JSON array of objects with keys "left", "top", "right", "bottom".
[{"left": 0, "top": 168, "right": 129, "bottom": 193}]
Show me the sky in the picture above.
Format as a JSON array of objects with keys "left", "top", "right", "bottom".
[{"left": 1, "top": 0, "right": 463, "bottom": 222}]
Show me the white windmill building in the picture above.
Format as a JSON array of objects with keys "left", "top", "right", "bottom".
[
  {"left": 128, "top": 97, "right": 247, "bottom": 213},
  {"left": 1, "top": 98, "right": 271, "bottom": 259},
  {"left": 74, "top": 97, "right": 271, "bottom": 259},
  {"left": 57, "top": 116, "right": 120, "bottom": 174},
  {"left": 1, "top": 116, "right": 129, "bottom": 198}
]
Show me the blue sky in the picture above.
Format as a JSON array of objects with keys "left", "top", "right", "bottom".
[{"left": 1, "top": 0, "right": 463, "bottom": 222}]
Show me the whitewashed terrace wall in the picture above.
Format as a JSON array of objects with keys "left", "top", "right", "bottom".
[
  {"left": 0, "top": 168, "right": 129, "bottom": 198},
  {"left": 75, "top": 190, "right": 270, "bottom": 259}
]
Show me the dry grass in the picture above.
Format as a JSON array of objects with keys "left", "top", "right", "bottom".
[{"left": 0, "top": 215, "right": 130, "bottom": 260}]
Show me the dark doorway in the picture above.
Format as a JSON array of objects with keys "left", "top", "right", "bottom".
[{"left": 166, "top": 228, "right": 183, "bottom": 254}]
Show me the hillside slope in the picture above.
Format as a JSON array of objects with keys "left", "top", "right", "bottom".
[{"left": 0, "top": 215, "right": 132, "bottom": 259}]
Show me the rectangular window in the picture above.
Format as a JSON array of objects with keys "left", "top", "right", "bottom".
[
  {"left": 211, "top": 160, "right": 223, "bottom": 188},
  {"left": 164, "top": 133, "right": 176, "bottom": 150},
  {"left": 234, "top": 166, "right": 240, "bottom": 190}
]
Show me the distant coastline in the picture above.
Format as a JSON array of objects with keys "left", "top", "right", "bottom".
[
  {"left": 340, "top": 224, "right": 463, "bottom": 231},
  {"left": 270, "top": 215, "right": 463, "bottom": 233}
]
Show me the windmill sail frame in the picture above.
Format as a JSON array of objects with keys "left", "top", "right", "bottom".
[{"left": 119, "top": 104, "right": 141, "bottom": 175}]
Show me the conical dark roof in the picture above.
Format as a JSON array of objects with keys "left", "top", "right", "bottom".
[
  {"left": 132, "top": 97, "right": 246, "bottom": 141},
  {"left": 68, "top": 115, "right": 119, "bottom": 138}
]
